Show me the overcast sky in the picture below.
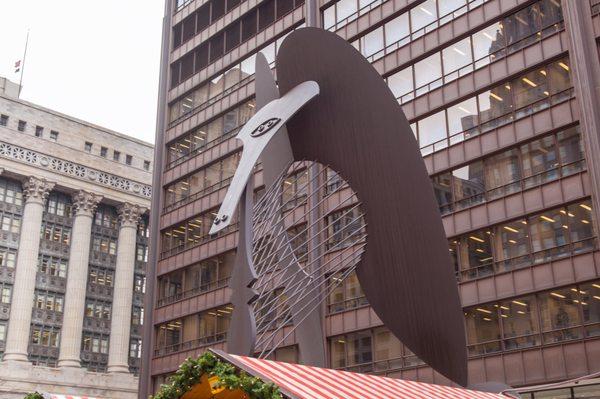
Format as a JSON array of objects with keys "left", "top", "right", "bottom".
[{"left": 0, "top": 1, "right": 164, "bottom": 144}]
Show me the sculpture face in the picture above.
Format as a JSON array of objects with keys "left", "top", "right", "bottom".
[{"left": 211, "top": 28, "right": 468, "bottom": 386}]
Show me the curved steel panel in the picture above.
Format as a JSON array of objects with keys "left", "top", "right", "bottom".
[{"left": 276, "top": 28, "right": 468, "bottom": 385}]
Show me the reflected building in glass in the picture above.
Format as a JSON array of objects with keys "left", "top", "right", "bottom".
[{"left": 143, "top": 0, "right": 600, "bottom": 397}]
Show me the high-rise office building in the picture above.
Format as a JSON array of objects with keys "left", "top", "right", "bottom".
[
  {"left": 0, "top": 78, "right": 152, "bottom": 398},
  {"left": 143, "top": 1, "right": 600, "bottom": 397}
]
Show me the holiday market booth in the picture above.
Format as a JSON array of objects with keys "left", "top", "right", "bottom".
[{"left": 152, "top": 350, "right": 511, "bottom": 399}]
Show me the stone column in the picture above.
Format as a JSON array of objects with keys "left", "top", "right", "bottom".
[
  {"left": 107, "top": 203, "right": 145, "bottom": 373},
  {"left": 58, "top": 191, "right": 102, "bottom": 368},
  {"left": 3, "top": 177, "right": 54, "bottom": 362}
]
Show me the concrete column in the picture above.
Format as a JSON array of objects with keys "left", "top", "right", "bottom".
[
  {"left": 3, "top": 177, "right": 54, "bottom": 362},
  {"left": 563, "top": 1, "right": 600, "bottom": 225},
  {"left": 107, "top": 203, "right": 145, "bottom": 373},
  {"left": 58, "top": 191, "right": 102, "bottom": 368}
]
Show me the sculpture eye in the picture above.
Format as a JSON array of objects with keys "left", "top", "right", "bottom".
[{"left": 251, "top": 117, "right": 281, "bottom": 137}]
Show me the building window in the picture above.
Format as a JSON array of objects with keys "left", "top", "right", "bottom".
[
  {"left": 330, "top": 327, "right": 422, "bottom": 373},
  {"left": 134, "top": 275, "right": 146, "bottom": 293},
  {"left": 136, "top": 244, "right": 148, "bottom": 262},
  {"left": 100, "top": 146, "right": 108, "bottom": 157},
  {"left": 49, "top": 130, "right": 58, "bottom": 141},
  {"left": 282, "top": 168, "right": 308, "bottom": 211},
  {"left": 410, "top": 55, "right": 572, "bottom": 154},
  {"left": 113, "top": 150, "right": 121, "bottom": 161},
  {"left": 31, "top": 327, "right": 60, "bottom": 347},
  {"left": 34, "top": 291, "right": 64, "bottom": 312},
  {"left": 160, "top": 207, "right": 236, "bottom": 255},
  {"left": 46, "top": 192, "right": 72, "bottom": 217},
  {"left": 84, "top": 142, "right": 93, "bottom": 152},
  {"left": 154, "top": 305, "right": 231, "bottom": 355},
  {"left": 35, "top": 125, "right": 44, "bottom": 137},
  {"left": 163, "top": 152, "right": 241, "bottom": 209},
  {"left": 17, "top": 120, "right": 26, "bottom": 132},
  {"left": 38, "top": 256, "right": 68, "bottom": 278},
  {"left": 0, "top": 115, "right": 8, "bottom": 126},
  {"left": 452, "top": 199, "right": 596, "bottom": 281},
  {"left": 167, "top": 99, "right": 255, "bottom": 167},
  {"left": 144, "top": 160, "right": 151, "bottom": 171},
  {"left": 85, "top": 299, "right": 111, "bottom": 320},
  {"left": 432, "top": 126, "right": 584, "bottom": 215},
  {"left": 138, "top": 216, "right": 150, "bottom": 238},
  {"left": 1, "top": 213, "right": 21, "bottom": 234},
  {"left": 328, "top": 270, "right": 368, "bottom": 313},
  {"left": 0, "top": 247, "right": 16, "bottom": 268},
  {"left": 94, "top": 205, "right": 118, "bottom": 229},
  {"left": 287, "top": 224, "right": 308, "bottom": 263},
  {"left": 0, "top": 178, "right": 23, "bottom": 206},
  {"left": 132, "top": 306, "right": 144, "bottom": 325},
  {"left": 0, "top": 323, "right": 6, "bottom": 341},
  {"left": 92, "top": 236, "right": 117, "bottom": 255},
  {"left": 157, "top": 251, "right": 235, "bottom": 306},
  {"left": 88, "top": 267, "right": 114, "bottom": 286},
  {"left": 1, "top": 285, "right": 12, "bottom": 304},
  {"left": 465, "top": 281, "right": 600, "bottom": 356},
  {"left": 42, "top": 222, "right": 71, "bottom": 245},
  {"left": 326, "top": 207, "right": 365, "bottom": 250},
  {"left": 82, "top": 333, "right": 109, "bottom": 354},
  {"left": 126, "top": 155, "right": 133, "bottom": 165},
  {"left": 130, "top": 338, "right": 142, "bottom": 358},
  {"left": 330, "top": 330, "right": 373, "bottom": 370}
]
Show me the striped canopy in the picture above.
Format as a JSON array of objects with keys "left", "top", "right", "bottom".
[
  {"left": 214, "top": 350, "right": 508, "bottom": 399},
  {"left": 45, "top": 395, "right": 99, "bottom": 399}
]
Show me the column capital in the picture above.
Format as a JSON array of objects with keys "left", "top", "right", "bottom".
[
  {"left": 22, "top": 176, "right": 54, "bottom": 205},
  {"left": 117, "top": 203, "right": 146, "bottom": 228},
  {"left": 72, "top": 190, "right": 103, "bottom": 217}
]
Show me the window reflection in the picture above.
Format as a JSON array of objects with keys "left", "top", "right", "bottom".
[
  {"left": 164, "top": 152, "right": 241, "bottom": 209},
  {"left": 457, "top": 230, "right": 493, "bottom": 279},
  {"left": 382, "top": 0, "right": 565, "bottom": 108},
  {"left": 329, "top": 327, "right": 423, "bottom": 372},
  {"left": 167, "top": 100, "right": 255, "bottom": 168},
  {"left": 431, "top": 126, "right": 584, "bottom": 215},
  {"left": 465, "top": 280, "right": 600, "bottom": 355},
  {"left": 465, "top": 304, "right": 501, "bottom": 355},
  {"left": 413, "top": 56, "right": 572, "bottom": 152},
  {"left": 328, "top": 270, "right": 368, "bottom": 313},
  {"left": 450, "top": 200, "right": 596, "bottom": 281}
]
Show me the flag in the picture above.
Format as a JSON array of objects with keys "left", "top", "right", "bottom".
[{"left": 14, "top": 60, "right": 21, "bottom": 73}]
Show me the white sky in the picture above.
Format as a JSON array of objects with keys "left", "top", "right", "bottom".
[{"left": 0, "top": 1, "right": 165, "bottom": 144}]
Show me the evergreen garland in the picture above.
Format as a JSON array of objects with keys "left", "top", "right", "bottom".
[
  {"left": 24, "top": 393, "right": 44, "bottom": 399},
  {"left": 152, "top": 352, "right": 282, "bottom": 399}
]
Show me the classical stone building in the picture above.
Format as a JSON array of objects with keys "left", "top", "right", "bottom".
[
  {"left": 143, "top": 0, "right": 600, "bottom": 398},
  {"left": 0, "top": 78, "right": 153, "bottom": 398}
]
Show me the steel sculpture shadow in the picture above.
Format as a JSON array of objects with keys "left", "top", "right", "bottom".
[{"left": 210, "top": 27, "right": 468, "bottom": 386}]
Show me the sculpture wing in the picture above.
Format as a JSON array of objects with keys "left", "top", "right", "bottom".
[{"left": 276, "top": 28, "right": 468, "bottom": 386}]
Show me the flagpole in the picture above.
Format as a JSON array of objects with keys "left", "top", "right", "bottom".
[{"left": 18, "top": 30, "right": 30, "bottom": 98}]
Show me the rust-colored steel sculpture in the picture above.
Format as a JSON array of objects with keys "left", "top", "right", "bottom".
[{"left": 212, "top": 27, "right": 467, "bottom": 386}]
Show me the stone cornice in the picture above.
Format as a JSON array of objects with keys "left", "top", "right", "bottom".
[
  {"left": 118, "top": 203, "right": 147, "bottom": 228},
  {"left": 22, "top": 176, "right": 55, "bottom": 205},
  {"left": 72, "top": 191, "right": 103, "bottom": 217},
  {"left": 0, "top": 141, "right": 152, "bottom": 199}
]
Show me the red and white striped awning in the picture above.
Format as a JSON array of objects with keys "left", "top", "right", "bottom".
[{"left": 218, "top": 351, "right": 508, "bottom": 399}]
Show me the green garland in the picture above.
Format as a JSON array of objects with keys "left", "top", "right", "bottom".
[
  {"left": 24, "top": 393, "right": 44, "bottom": 399},
  {"left": 152, "top": 352, "right": 282, "bottom": 399}
]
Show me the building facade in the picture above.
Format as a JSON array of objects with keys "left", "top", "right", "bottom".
[
  {"left": 143, "top": 0, "right": 600, "bottom": 397},
  {"left": 0, "top": 81, "right": 153, "bottom": 398}
]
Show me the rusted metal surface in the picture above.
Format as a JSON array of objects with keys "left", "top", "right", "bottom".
[{"left": 277, "top": 27, "right": 467, "bottom": 386}]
